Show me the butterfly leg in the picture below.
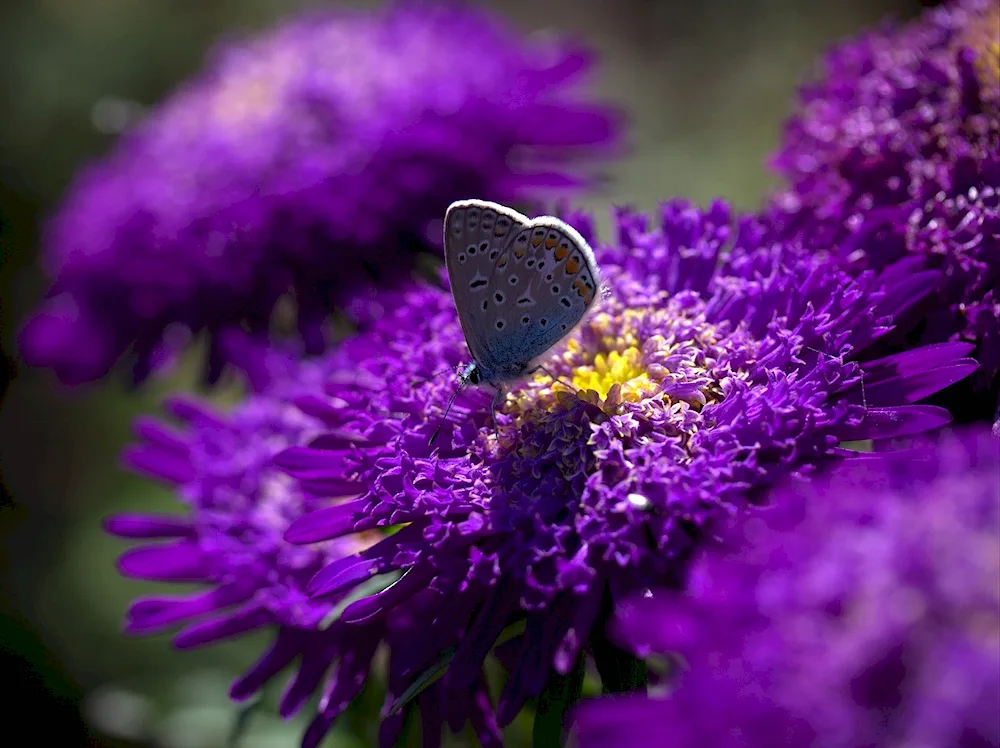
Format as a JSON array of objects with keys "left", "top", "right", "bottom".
[
  {"left": 528, "top": 364, "right": 579, "bottom": 394},
  {"left": 489, "top": 386, "right": 505, "bottom": 439}
]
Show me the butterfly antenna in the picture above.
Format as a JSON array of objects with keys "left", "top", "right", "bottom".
[
  {"left": 412, "top": 366, "right": 458, "bottom": 388},
  {"left": 531, "top": 364, "right": 579, "bottom": 394},
  {"left": 429, "top": 382, "right": 466, "bottom": 446}
]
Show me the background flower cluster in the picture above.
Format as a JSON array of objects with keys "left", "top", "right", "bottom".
[{"left": 0, "top": 1, "right": 996, "bottom": 748}]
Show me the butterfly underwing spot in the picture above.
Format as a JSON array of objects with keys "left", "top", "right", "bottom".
[
  {"left": 468, "top": 244, "right": 477, "bottom": 255},
  {"left": 496, "top": 320, "right": 505, "bottom": 329},
  {"left": 545, "top": 231, "right": 560, "bottom": 250},
  {"left": 538, "top": 261, "right": 546, "bottom": 270},
  {"left": 531, "top": 228, "right": 546, "bottom": 247},
  {"left": 554, "top": 241, "right": 569, "bottom": 261},
  {"left": 458, "top": 253, "right": 466, "bottom": 263},
  {"left": 565, "top": 256, "right": 580, "bottom": 275},
  {"left": 560, "top": 297, "right": 572, "bottom": 308},
  {"left": 466, "top": 209, "right": 480, "bottom": 231},
  {"left": 494, "top": 216, "right": 512, "bottom": 237},
  {"left": 481, "top": 300, "right": 488, "bottom": 311},
  {"left": 481, "top": 212, "right": 495, "bottom": 231},
  {"left": 494, "top": 292, "right": 505, "bottom": 304},
  {"left": 469, "top": 276, "right": 488, "bottom": 291},
  {"left": 509, "top": 275, "right": 519, "bottom": 285},
  {"left": 540, "top": 318, "right": 548, "bottom": 326},
  {"left": 517, "top": 295, "right": 534, "bottom": 306},
  {"left": 521, "top": 315, "right": 531, "bottom": 325},
  {"left": 490, "top": 250, "right": 500, "bottom": 260},
  {"left": 545, "top": 273, "right": 553, "bottom": 281},
  {"left": 551, "top": 285, "right": 560, "bottom": 294},
  {"left": 526, "top": 259, "right": 535, "bottom": 268}
]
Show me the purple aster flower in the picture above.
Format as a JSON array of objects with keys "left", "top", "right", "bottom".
[
  {"left": 271, "top": 199, "right": 976, "bottom": 746},
  {"left": 19, "top": 0, "right": 621, "bottom": 387},
  {"left": 571, "top": 427, "right": 1000, "bottom": 748},
  {"left": 769, "top": 0, "right": 1000, "bottom": 422},
  {"left": 104, "top": 348, "right": 390, "bottom": 721}
]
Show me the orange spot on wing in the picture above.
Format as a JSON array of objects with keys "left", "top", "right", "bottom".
[
  {"left": 514, "top": 246, "right": 526, "bottom": 258},
  {"left": 554, "top": 246, "right": 569, "bottom": 261},
  {"left": 584, "top": 293, "right": 594, "bottom": 304},
  {"left": 531, "top": 235, "right": 543, "bottom": 247},
  {"left": 545, "top": 236, "right": 558, "bottom": 249},
  {"left": 565, "top": 258, "right": 580, "bottom": 274},
  {"left": 497, "top": 256, "right": 508, "bottom": 268},
  {"left": 494, "top": 226, "right": 508, "bottom": 236}
]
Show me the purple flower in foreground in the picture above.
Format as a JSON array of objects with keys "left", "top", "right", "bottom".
[
  {"left": 272, "top": 200, "right": 976, "bottom": 745},
  {"left": 20, "top": 0, "right": 621, "bottom": 387},
  {"left": 572, "top": 428, "right": 1000, "bottom": 748},
  {"left": 104, "top": 349, "right": 386, "bottom": 718},
  {"left": 770, "top": 0, "right": 1000, "bottom": 418}
]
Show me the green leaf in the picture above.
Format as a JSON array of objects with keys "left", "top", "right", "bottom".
[
  {"left": 226, "top": 695, "right": 262, "bottom": 748},
  {"left": 318, "top": 571, "right": 402, "bottom": 631},
  {"left": 591, "top": 587, "right": 648, "bottom": 695},
  {"left": 386, "top": 647, "right": 455, "bottom": 718},
  {"left": 387, "top": 615, "right": 529, "bottom": 719},
  {"left": 532, "top": 653, "right": 586, "bottom": 748}
]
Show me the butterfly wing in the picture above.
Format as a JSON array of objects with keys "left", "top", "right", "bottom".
[
  {"left": 444, "top": 200, "right": 530, "bottom": 370},
  {"left": 484, "top": 215, "right": 601, "bottom": 369}
]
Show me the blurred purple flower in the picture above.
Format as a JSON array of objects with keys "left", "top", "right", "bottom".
[
  {"left": 572, "top": 427, "right": 1000, "bottom": 748},
  {"left": 104, "top": 348, "right": 388, "bottom": 720},
  {"left": 270, "top": 200, "right": 975, "bottom": 745},
  {"left": 769, "top": 0, "right": 1000, "bottom": 419},
  {"left": 20, "top": 0, "right": 621, "bottom": 387}
]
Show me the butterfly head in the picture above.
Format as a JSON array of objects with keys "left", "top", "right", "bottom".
[{"left": 459, "top": 361, "right": 482, "bottom": 387}]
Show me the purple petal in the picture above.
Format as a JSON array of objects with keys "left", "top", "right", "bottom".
[
  {"left": 121, "top": 444, "right": 195, "bottom": 485},
  {"left": 307, "top": 555, "right": 377, "bottom": 597},
  {"left": 835, "top": 405, "right": 953, "bottom": 441},
  {"left": 103, "top": 513, "right": 193, "bottom": 539},
  {"left": 865, "top": 360, "right": 979, "bottom": 406},
  {"left": 173, "top": 604, "right": 270, "bottom": 648},
  {"left": 863, "top": 342, "right": 977, "bottom": 384},
  {"left": 340, "top": 568, "right": 431, "bottom": 623},
  {"left": 231, "top": 629, "right": 303, "bottom": 701},
  {"left": 125, "top": 584, "right": 253, "bottom": 633},
  {"left": 284, "top": 499, "right": 369, "bottom": 544},
  {"left": 116, "top": 541, "right": 209, "bottom": 581}
]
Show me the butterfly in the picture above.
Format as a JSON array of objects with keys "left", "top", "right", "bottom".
[{"left": 430, "top": 199, "right": 602, "bottom": 443}]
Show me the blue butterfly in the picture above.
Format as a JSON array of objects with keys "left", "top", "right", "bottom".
[{"left": 431, "top": 199, "right": 601, "bottom": 443}]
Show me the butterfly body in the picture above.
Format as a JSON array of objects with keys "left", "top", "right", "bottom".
[{"left": 433, "top": 199, "right": 601, "bottom": 441}]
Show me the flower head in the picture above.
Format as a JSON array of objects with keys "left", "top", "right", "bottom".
[
  {"left": 105, "top": 350, "right": 386, "bottom": 719},
  {"left": 19, "top": 1, "right": 621, "bottom": 387},
  {"left": 770, "top": 0, "right": 1000, "bottom": 414},
  {"left": 572, "top": 427, "right": 1000, "bottom": 748},
  {"left": 277, "top": 200, "right": 975, "bottom": 744}
]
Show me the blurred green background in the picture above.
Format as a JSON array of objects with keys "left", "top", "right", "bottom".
[{"left": 0, "top": 0, "right": 929, "bottom": 745}]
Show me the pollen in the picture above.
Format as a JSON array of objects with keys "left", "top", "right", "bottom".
[{"left": 571, "top": 348, "right": 655, "bottom": 402}]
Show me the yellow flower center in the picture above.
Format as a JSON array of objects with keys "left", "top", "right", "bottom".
[{"left": 499, "top": 293, "right": 734, "bottom": 443}]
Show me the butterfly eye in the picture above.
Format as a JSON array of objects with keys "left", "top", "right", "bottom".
[{"left": 540, "top": 318, "right": 548, "bottom": 326}]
